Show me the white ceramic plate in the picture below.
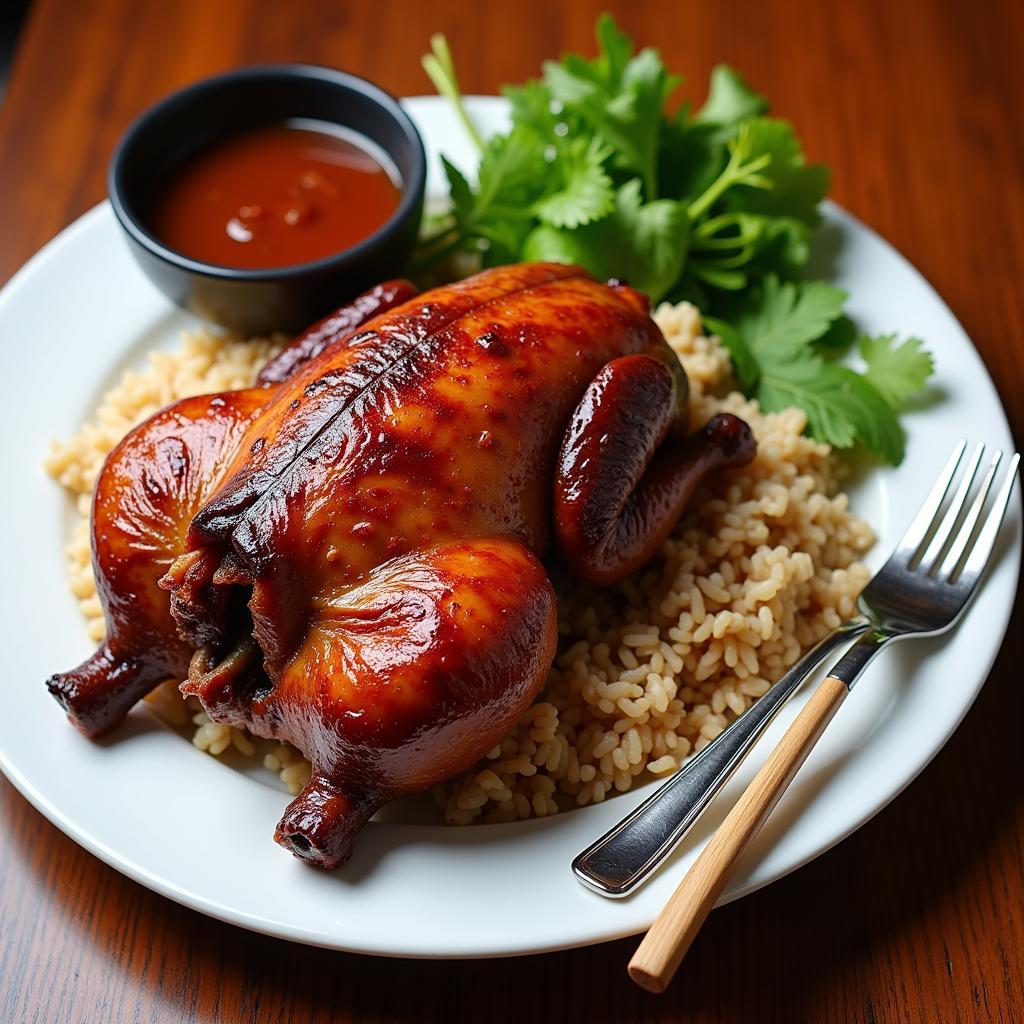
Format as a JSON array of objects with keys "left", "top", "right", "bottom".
[{"left": 0, "top": 97, "right": 1018, "bottom": 958}]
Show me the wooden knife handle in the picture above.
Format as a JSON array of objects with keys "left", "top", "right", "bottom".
[{"left": 628, "top": 673, "right": 849, "bottom": 994}]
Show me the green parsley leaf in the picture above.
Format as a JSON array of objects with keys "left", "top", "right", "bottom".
[
  {"left": 723, "top": 277, "right": 911, "bottom": 463},
  {"left": 475, "top": 128, "right": 547, "bottom": 214},
  {"left": 757, "top": 356, "right": 857, "bottom": 448},
  {"left": 723, "top": 119, "right": 829, "bottom": 227},
  {"left": 542, "top": 26, "right": 679, "bottom": 199},
  {"left": 813, "top": 314, "right": 858, "bottom": 351},
  {"left": 741, "top": 214, "right": 813, "bottom": 279},
  {"left": 687, "top": 210, "right": 812, "bottom": 290},
  {"left": 591, "top": 12, "right": 634, "bottom": 88},
  {"left": 523, "top": 180, "right": 689, "bottom": 301},
  {"left": 501, "top": 80, "right": 557, "bottom": 141},
  {"left": 704, "top": 315, "right": 759, "bottom": 388},
  {"left": 417, "top": 15, "right": 935, "bottom": 465},
  {"left": 758, "top": 356, "right": 904, "bottom": 463},
  {"left": 606, "top": 181, "right": 689, "bottom": 299},
  {"left": 734, "top": 275, "right": 847, "bottom": 361},
  {"left": 696, "top": 65, "right": 769, "bottom": 135},
  {"left": 657, "top": 115, "right": 726, "bottom": 205},
  {"left": 859, "top": 333, "right": 935, "bottom": 408},
  {"left": 533, "top": 137, "right": 614, "bottom": 229},
  {"left": 838, "top": 368, "right": 906, "bottom": 463},
  {"left": 440, "top": 156, "right": 474, "bottom": 223},
  {"left": 433, "top": 130, "right": 549, "bottom": 266}
]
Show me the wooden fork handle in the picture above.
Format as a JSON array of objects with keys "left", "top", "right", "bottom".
[{"left": 628, "top": 673, "right": 850, "bottom": 994}]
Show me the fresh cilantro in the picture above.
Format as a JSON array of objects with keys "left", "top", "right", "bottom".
[
  {"left": 416, "top": 130, "right": 546, "bottom": 268},
  {"left": 543, "top": 28, "right": 679, "bottom": 199},
  {"left": 421, "top": 34, "right": 484, "bottom": 152},
  {"left": 417, "top": 13, "right": 936, "bottom": 464},
  {"left": 758, "top": 357, "right": 904, "bottom": 465},
  {"left": 533, "top": 137, "right": 614, "bottom": 229},
  {"left": 859, "top": 334, "right": 935, "bottom": 408},
  {"left": 524, "top": 180, "right": 688, "bottom": 301},
  {"left": 714, "top": 276, "right": 931, "bottom": 463},
  {"left": 723, "top": 119, "right": 829, "bottom": 227},
  {"left": 702, "top": 275, "right": 844, "bottom": 379},
  {"left": 657, "top": 116, "right": 724, "bottom": 206},
  {"left": 703, "top": 316, "right": 759, "bottom": 388},
  {"left": 502, "top": 80, "right": 558, "bottom": 141},
  {"left": 696, "top": 66, "right": 768, "bottom": 138},
  {"left": 686, "top": 122, "right": 772, "bottom": 221},
  {"left": 733, "top": 276, "right": 847, "bottom": 362}
]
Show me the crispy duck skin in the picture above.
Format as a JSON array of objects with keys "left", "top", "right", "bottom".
[
  {"left": 50, "top": 262, "right": 756, "bottom": 868},
  {"left": 47, "top": 281, "right": 418, "bottom": 737},
  {"left": 45, "top": 390, "right": 267, "bottom": 736},
  {"left": 256, "top": 279, "right": 419, "bottom": 386}
]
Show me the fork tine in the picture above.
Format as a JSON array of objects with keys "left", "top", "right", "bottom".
[
  {"left": 940, "top": 452, "right": 1000, "bottom": 578},
  {"left": 896, "top": 440, "right": 967, "bottom": 562},
  {"left": 952, "top": 452, "right": 1020, "bottom": 584},
  {"left": 921, "top": 442, "right": 985, "bottom": 574}
]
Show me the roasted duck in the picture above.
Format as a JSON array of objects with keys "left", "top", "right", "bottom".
[{"left": 48, "top": 263, "right": 755, "bottom": 868}]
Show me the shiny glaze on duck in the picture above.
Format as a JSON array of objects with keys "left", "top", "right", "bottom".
[{"left": 48, "top": 263, "right": 755, "bottom": 868}]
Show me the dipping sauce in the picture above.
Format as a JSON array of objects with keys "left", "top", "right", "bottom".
[{"left": 149, "top": 121, "right": 401, "bottom": 270}]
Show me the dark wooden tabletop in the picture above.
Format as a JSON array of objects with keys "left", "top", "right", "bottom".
[{"left": 2, "top": 1, "right": 1022, "bottom": 1021}]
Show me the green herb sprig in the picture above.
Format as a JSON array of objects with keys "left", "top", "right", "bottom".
[{"left": 418, "top": 16, "right": 934, "bottom": 463}]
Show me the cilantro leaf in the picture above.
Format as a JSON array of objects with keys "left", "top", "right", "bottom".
[
  {"left": 704, "top": 315, "right": 758, "bottom": 388},
  {"left": 687, "top": 210, "right": 813, "bottom": 292},
  {"left": 502, "top": 80, "right": 557, "bottom": 141},
  {"left": 657, "top": 116, "right": 726, "bottom": 205},
  {"left": 542, "top": 24, "right": 679, "bottom": 199},
  {"left": 475, "top": 128, "right": 547, "bottom": 213},
  {"left": 523, "top": 180, "right": 688, "bottom": 300},
  {"left": 697, "top": 65, "right": 769, "bottom": 135},
  {"left": 417, "top": 16, "right": 935, "bottom": 466},
  {"left": 441, "top": 156, "right": 474, "bottom": 224},
  {"left": 758, "top": 356, "right": 904, "bottom": 463},
  {"left": 813, "top": 313, "right": 858, "bottom": 351},
  {"left": 838, "top": 368, "right": 906, "bottom": 463},
  {"left": 433, "top": 130, "right": 548, "bottom": 265},
  {"left": 734, "top": 275, "right": 847, "bottom": 361},
  {"left": 741, "top": 214, "right": 813, "bottom": 279},
  {"left": 591, "top": 12, "right": 633, "bottom": 88},
  {"left": 533, "top": 137, "right": 614, "bottom": 229},
  {"left": 723, "top": 119, "right": 829, "bottom": 227},
  {"left": 757, "top": 356, "right": 858, "bottom": 448},
  {"left": 725, "top": 277, "right": 912, "bottom": 463},
  {"left": 859, "top": 333, "right": 935, "bottom": 408},
  {"left": 606, "top": 181, "right": 689, "bottom": 299}
]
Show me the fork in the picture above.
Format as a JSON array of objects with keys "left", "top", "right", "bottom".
[
  {"left": 626, "top": 441, "right": 1019, "bottom": 993},
  {"left": 574, "top": 440, "right": 990, "bottom": 898}
]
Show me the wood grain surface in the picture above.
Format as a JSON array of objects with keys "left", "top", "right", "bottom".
[{"left": 1, "top": 1, "right": 1022, "bottom": 1021}]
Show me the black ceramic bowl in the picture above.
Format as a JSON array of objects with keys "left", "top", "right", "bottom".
[{"left": 109, "top": 64, "right": 426, "bottom": 334}]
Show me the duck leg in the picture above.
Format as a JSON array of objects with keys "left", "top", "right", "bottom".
[
  {"left": 554, "top": 353, "right": 756, "bottom": 586},
  {"left": 275, "top": 774, "right": 383, "bottom": 870},
  {"left": 47, "top": 645, "right": 173, "bottom": 738},
  {"left": 47, "top": 389, "right": 266, "bottom": 737}
]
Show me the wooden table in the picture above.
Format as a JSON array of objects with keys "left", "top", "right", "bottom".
[{"left": 2, "top": 1, "right": 1022, "bottom": 1020}]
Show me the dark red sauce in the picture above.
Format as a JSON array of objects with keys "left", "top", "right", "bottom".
[{"left": 149, "top": 122, "right": 401, "bottom": 270}]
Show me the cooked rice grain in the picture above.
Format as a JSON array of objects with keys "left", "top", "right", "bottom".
[{"left": 46, "top": 303, "right": 872, "bottom": 820}]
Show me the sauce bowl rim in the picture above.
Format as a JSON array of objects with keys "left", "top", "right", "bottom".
[{"left": 108, "top": 62, "right": 427, "bottom": 282}]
